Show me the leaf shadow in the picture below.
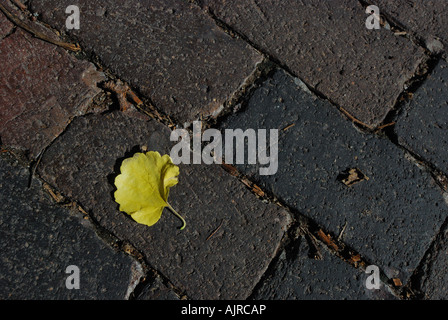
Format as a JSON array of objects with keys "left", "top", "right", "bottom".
[{"left": 107, "top": 145, "right": 144, "bottom": 221}]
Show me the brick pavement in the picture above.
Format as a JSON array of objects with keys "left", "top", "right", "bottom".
[{"left": 1, "top": 0, "right": 447, "bottom": 300}]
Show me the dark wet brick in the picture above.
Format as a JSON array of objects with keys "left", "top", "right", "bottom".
[
  {"left": 37, "top": 110, "right": 291, "bottom": 299},
  {"left": 29, "top": 0, "right": 263, "bottom": 124},
  {"left": 0, "top": 29, "right": 104, "bottom": 159},
  {"left": 396, "top": 59, "right": 448, "bottom": 176},
  {"left": 418, "top": 226, "right": 448, "bottom": 299},
  {"left": 253, "top": 235, "right": 396, "bottom": 300},
  {"left": 202, "top": 0, "right": 426, "bottom": 127},
  {"left": 0, "top": 153, "right": 142, "bottom": 299},
  {"left": 220, "top": 69, "right": 448, "bottom": 285}
]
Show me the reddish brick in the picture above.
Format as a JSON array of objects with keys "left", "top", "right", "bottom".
[
  {"left": 29, "top": 0, "right": 263, "bottom": 124},
  {"left": 0, "top": 29, "right": 105, "bottom": 158},
  {"left": 0, "top": 11, "right": 13, "bottom": 39}
]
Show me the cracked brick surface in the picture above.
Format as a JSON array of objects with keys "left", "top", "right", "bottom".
[
  {"left": 372, "top": 0, "right": 448, "bottom": 54},
  {"left": 396, "top": 59, "right": 448, "bottom": 176},
  {"left": 220, "top": 69, "right": 448, "bottom": 285},
  {"left": 0, "top": 153, "right": 142, "bottom": 299},
  {"left": 252, "top": 235, "right": 396, "bottom": 300},
  {"left": 2, "top": 0, "right": 448, "bottom": 301},
  {"left": 29, "top": 0, "right": 263, "bottom": 124},
  {"left": 202, "top": 0, "right": 426, "bottom": 127},
  {"left": 0, "top": 28, "right": 105, "bottom": 159},
  {"left": 418, "top": 225, "right": 448, "bottom": 299},
  {"left": 135, "top": 276, "right": 180, "bottom": 300},
  {"left": 37, "top": 110, "right": 291, "bottom": 299}
]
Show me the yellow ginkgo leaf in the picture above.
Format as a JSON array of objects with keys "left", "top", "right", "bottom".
[{"left": 114, "top": 151, "right": 185, "bottom": 229}]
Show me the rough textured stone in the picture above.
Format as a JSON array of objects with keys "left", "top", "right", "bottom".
[
  {"left": 396, "top": 59, "right": 448, "bottom": 175},
  {"left": 253, "top": 236, "right": 396, "bottom": 300},
  {"left": 0, "top": 11, "right": 13, "bottom": 39},
  {"left": 419, "top": 226, "right": 448, "bottom": 300},
  {"left": 0, "top": 153, "right": 142, "bottom": 299},
  {"left": 37, "top": 110, "right": 291, "bottom": 299},
  {"left": 220, "top": 69, "right": 448, "bottom": 285},
  {"left": 372, "top": 0, "right": 448, "bottom": 54},
  {"left": 0, "top": 29, "right": 105, "bottom": 159},
  {"left": 29, "top": 0, "right": 263, "bottom": 124},
  {"left": 135, "top": 276, "right": 180, "bottom": 300},
  {"left": 202, "top": 0, "right": 426, "bottom": 127}
]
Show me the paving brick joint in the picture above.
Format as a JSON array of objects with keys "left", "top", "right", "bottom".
[{"left": 1, "top": 0, "right": 448, "bottom": 301}]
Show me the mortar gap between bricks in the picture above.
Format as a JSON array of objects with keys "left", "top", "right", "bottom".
[
  {"left": 202, "top": 0, "right": 443, "bottom": 136},
  {"left": 220, "top": 163, "right": 403, "bottom": 297},
  {"left": 405, "top": 216, "right": 448, "bottom": 300},
  {"left": 378, "top": 53, "right": 442, "bottom": 131},
  {"left": 200, "top": 2, "right": 387, "bottom": 133},
  {"left": 129, "top": 267, "right": 189, "bottom": 300},
  {"left": 32, "top": 148, "right": 190, "bottom": 300},
  {"left": 1, "top": 10, "right": 181, "bottom": 131},
  {"left": 246, "top": 218, "right": 303, "bottom": 300},
  {"left": 382, "top": 124, "right": 448, "bottom": 193},
  {"left": 34, "top": 171, "right": 162, "bottom": 284},
  {"left": 358, "top": 0, "right": 442, "bottom": 53},
  {"left": 25, "top": 112, "right": 106, "bottom": 188},
  {"left": 62, "top": 45, "right": 181, "bottom": 129},
  {"left": 207, "top": 59, "right": 277, "bottom": 130}
]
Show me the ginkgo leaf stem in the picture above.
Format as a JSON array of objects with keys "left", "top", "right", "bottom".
[{"left": 166, "top": 202, "right": 186, "bottom": 230}]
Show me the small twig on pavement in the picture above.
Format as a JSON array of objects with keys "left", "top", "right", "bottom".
[
  {"left": 339, "top": 106, "right": 374, "bottom": 130},
  {"left": 375, "top": 121, "right": 396, "bottom": 131},
  {"left": 11, "top": 0, "right": 27, "bottom": 11},
  {"left": 206, "top": 219, "right": 224, "bottom": 241},
  {"left": 0, "top": 2, "right": 81, "bottom": 52}
]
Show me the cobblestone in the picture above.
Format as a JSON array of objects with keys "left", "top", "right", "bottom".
[
  {"left": 0, "top": 28, "right": 104, "bottom": 159},
  {"left": 37, "top": 110, "right": 291, "bottom": 299},
  {"left": 252, "top": 235, "right": 396, "bottom": 300},
  {"left": 220, "top": 69, "right": 448, "bottom": 285},
  {"left": 418, "top": 225, "right": 448, "bottom": 299},
  {"left": 202, "top": 0, "right": 426, "bottom": 127},
  {"left": 396, "top": 59, "right": 448, "bottom": 176},
  {"left": 372, "top": 0, "right": 448, "bottom": 54},
  {"left": 29, "top": 0, "right": 263, "bottom": 124},
  {"left": 2, "top": 0, "right": 448, "bottom": 301},
  {"left": 0, "top": 153, "right": 142, "bottom": 299}
]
